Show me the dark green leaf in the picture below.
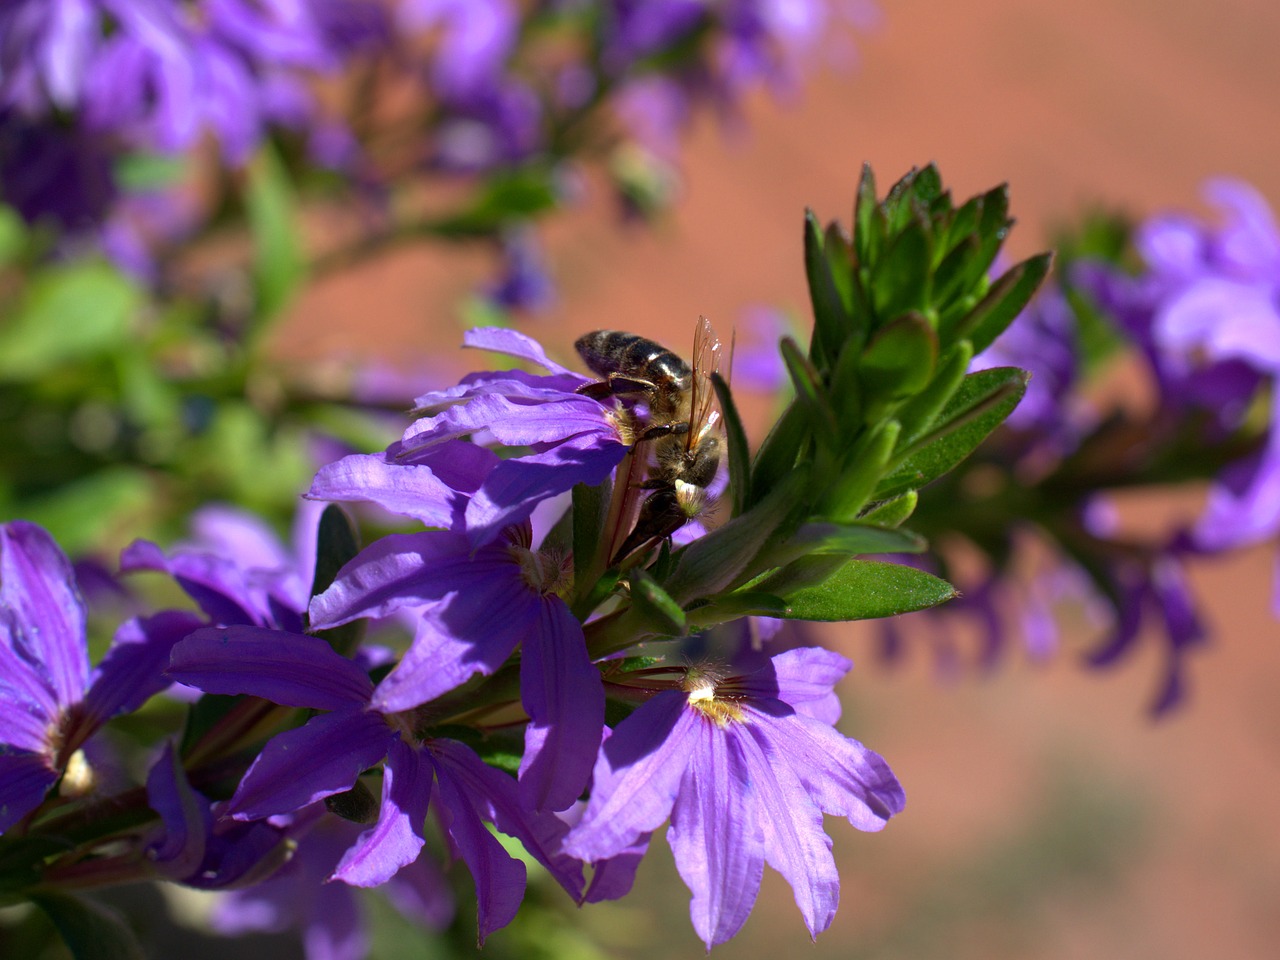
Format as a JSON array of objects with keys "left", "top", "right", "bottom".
[
  {"left": 711, "top": 372, "right": 749, "bottom": 518},
  {"left": 309, "top": 505, "right": 363, "bottom": 656},
  {"left": 777, "top": 558, "right": 957, "bottom": 621},
  {"left": 859, "top": 312, "right": 939, "bottom": 407},
  {"left": 780, "top": 336, "right": 839, "bottom": 441},
  {"left": 788, "top": 520, "right": 925, "bottom": 555},
  {"left": 628, "top": 567, "right": 687, "bottom": 636},
  {"left": 572, "top": 479, "right": 609, "bottom": 589},
  {"left": 871, "top": 217, "right": 931, "bottom": 321},
  {"left": 853, "top": 163, "right": 880, "bottom": 268},
  {"left": 663, "top": 467, "right": 806, "bottom": 605},
  {"left": 686, "top": 591, "right": 789, "bottom": 629},
  {"left": 804, "top": 209, "right": 850, "bottom": 367},
  {"left": 748, "top": 400, "right": 809, "bottom": 509},
  {"left": 877, "top": 367, "right": 1028, "bottom": 499},
  {"left": 31, "top": 893, "right": 145, "bottom": 960}
]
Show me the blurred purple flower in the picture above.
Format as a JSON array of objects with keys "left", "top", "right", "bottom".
[
  {"left": 564, "top": 648, "right": 903, "bottom": 949},
  {"left": 210, "top": 803, "right": 453, "bottom": 960},
  {"left": 485, "top": 226, "right": 555, "bottom": 313}
]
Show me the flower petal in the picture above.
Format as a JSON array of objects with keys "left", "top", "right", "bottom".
[
  {"left": 432, "top": 738, "right": 584, "bottom": 901},
  {"left": 332, "top": 739, "right": 433, "bottom": 887},
  {"left": 145, "top": 739, "right": 212, "bottom": 878},
  {"left": 758, "top": 710, "right": 905, "bottom": 831},
  {"left": 168, "top": 626, "right": 374, "bottom": 711},
  {"left": 119, "top": 539, "right": 261, "bottom": 627},
  {"left": 462, "top": 326, "right": 581, "bottom": 377},
  {"left": 517, "top": 598, "right": 604, "bottom": 811},
  {"left": 307, "top": 453, "right": 465, "bottom": 528},
  {"left": 0, "top": 750, "right": 57, "bottom": 834},
  {"left": 563, "top": 691, "right": 693, "bottom": 861},
  {"left": 82, "top": 611, "right": 204, "bottom": 730},
  {"left": 0, "top": 521, "right": 88, "bottom": 709},
  {"left": 667, "top": 721, "right": 764, "bottom": 950},
  {"left": 430, "top": 747, "right": 526, "bottom": 944},
  {"left": 761, "top": 647, "right": 852, "bottom": 724},
  {"left": 737, "top": 723, "right": 839, "bottom": 939},
  {"left": 228, "top": 710, "right": 395, "bottom": 820}
]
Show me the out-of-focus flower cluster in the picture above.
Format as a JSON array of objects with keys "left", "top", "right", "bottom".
[
  {"left": 0, "top": 166, "right": 1046, "bottom": 957},
  {"left": 894, "top": 178, "right": 1280, "bottom": 715}
]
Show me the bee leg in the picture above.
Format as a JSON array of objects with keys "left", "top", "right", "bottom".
[
  {"left": 637, "top": 421, "right": 690, "bottom": 442},
  {"left": 576, "top": 374, "right": 658, "bottom": 401}
]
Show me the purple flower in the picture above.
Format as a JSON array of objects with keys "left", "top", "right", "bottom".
[
  {"left": 312, "top": 327, "right": 628, "bottom": 547},
  {"left": 120, "top": 502, "right": 322, "bottom": 635},
  {"left": 308, "top": 520, "right": 605, "bottom": 812},
  {"left": 563, "top": 648, "right": 904, "bottom": 949},
  {"left": 485, "top": 227, "right": 555, "bottom": 314},
  {"left": 0, "top": 521, "right": 199, "bottom": 834},
  {"left": 166, "top": 626, "right": 584, "bottom": 941},
  {"left": 0, "top": 109, "right": 117, "bottom": 232}
]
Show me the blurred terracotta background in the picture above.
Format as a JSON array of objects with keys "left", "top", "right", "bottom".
[{"left": 279, "top": 1, "right": 1280, "bottom": 957}]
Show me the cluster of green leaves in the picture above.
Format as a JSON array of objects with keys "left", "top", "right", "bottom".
[
  {"left": 0, "top": 153, "right": 397, "bottom": 555},
  {"left": 577, "top": 165, "right": 1050, "bottom": 657}
]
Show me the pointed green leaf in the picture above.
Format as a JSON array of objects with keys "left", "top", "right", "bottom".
[
  {"left": 777, "top": 558, "right": 957, "bottom": 621},
  {"left": 804, "top": 209, "right": 850, "bottom": 367},
  {"left": 877, "top": 366, "right": 1028, "bottom": 499},
  {"left": 780, "top": 336, "right": 839, "bottom": 440},
  {"left": 894, "top": 340, "right": 974, "bottom": 442},
  {"left": 686, "top": 591, "right": 789, "bottom": 629},
  {"left": 628, "top": 567, "right": 687, "bottom": 636},
  {"left": 663, "top": 467, "right": 806, "bottom": 605},
  {"left": 954, "top": 251, "right": 1054, "bottom": 353},
  {"left": 853, "top": 163, "right": 880, "bottom": 267},
  {"left": 748, "top": 399, "right": 809, "bottom": 509},
  {"left": 823, "top": 419, "right": 900, "bottom": 522},
  {"left": 711, "top": 372, "right": 749, "bottom": 518}
]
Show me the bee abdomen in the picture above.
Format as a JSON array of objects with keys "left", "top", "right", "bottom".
[{"left": 574, "top": 330, "right": 691, "bottom": 388}]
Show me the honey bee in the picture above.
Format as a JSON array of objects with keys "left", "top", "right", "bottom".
[{"left": 575, "top": 318, "right": 724, "bottom": 561}]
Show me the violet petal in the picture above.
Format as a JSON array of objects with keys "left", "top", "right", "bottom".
[{"left": 332, "top": 739, "right": 433, "bottom": 887}]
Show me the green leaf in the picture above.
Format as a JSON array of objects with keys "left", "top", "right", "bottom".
[
  {"left": 246, "top": 145, "right": 305, "bottom": 323},
  {"left": 686, "top": 590, "right": 789, "bottom": 629},
  {"left": 571, "top": 480, "right": 609, "bottom": 590},
  {"left": 852, "top": 163, "right": 880, "bottom": 269},
  {"left": 435, "top": 168, "right": 559, "bottom": 236},
  {"left": 663, "top": 467, "right": 806, "bottom": 605},
  {"left": 31, "top": 893, "right": 145, "bottom": 960},
  {"left": 309, "top": 505, "right": 363, "bottom": 656},
  {"left": 627, "top": 567, "right": 687, "bottom": 635},
  {"left": 804, "top": 209, "right": 850, "bottom": 367},
  {"left": 859, "top": 490, "right": 918, "bottom": 528},
  {"left": 954, "top": 251, "right": 1054, "bottom": 354},
  {"left": 894, "top": 339, "right": 974, "bottom": 442},
  {"left": 822, "top": 419, "right": 899, "bottom": 522},
  {"left": 780, "top": 336, "right": 839, "bottom": 441},
  {"left": 0, "top": 262, "right": 140, "bottom": 380},
  {"left": 788, "top": 520, "right": 925, "bottom": 555},
  {"left": 711, "top": 372, "right": 749, "bottom": 518},
  {"left": 870, "top": 217, "right": 931, "bottom": 321},
  {"left": 877, "top": 366, "right": 1028, "bottom": 499},
  {"left": 748, "top": 399, "right": 809, "bottom": 509},
  {"left": 777, "top": 558, "right": 957, "bottom": 621},
  {"left": 859, "top": 312, "right": 939, "bottom": 407}
]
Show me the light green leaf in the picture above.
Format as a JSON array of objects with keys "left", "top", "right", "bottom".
[{"left": 778, "top": 558, "right": 956, "bottom": 621}]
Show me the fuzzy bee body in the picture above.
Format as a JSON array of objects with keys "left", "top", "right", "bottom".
[{"left": 574, "top": 322, "right": 724, "bottom": 561}]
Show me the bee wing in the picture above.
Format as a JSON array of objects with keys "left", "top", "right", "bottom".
[{"left": 687, "top": 315, "right": 723, "bottom": 448}]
